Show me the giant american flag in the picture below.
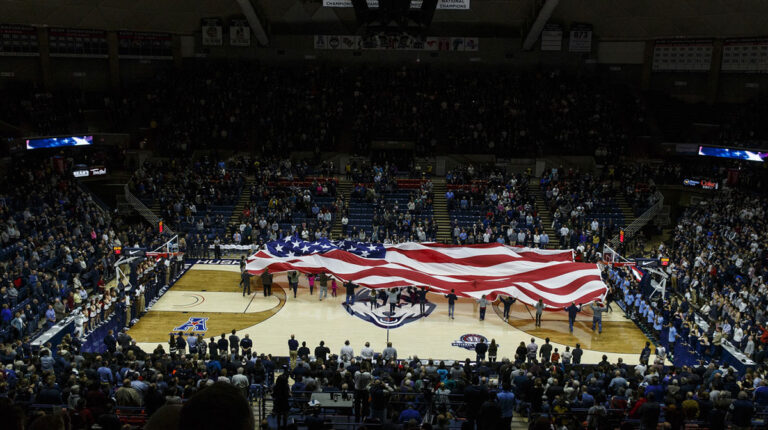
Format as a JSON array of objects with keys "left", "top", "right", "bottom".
[{"left": 245, "top": 238, "right": 607, "bottom": 308}]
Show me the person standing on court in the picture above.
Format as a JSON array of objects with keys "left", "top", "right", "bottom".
[
  {"left": 590, "top": 300, "right": 608, "bottom": 334},
  {"left": 572, "top": 343, "right": 584, "bottom": 364},
  {"left": 307, "top": 274, "right": 315, "bottom": 295},
  {"left": 288, "top": 334, "right": 299, "bottom": 369},
  {"left": 345, "top": 281, "right": 358, "bottom": 305},
  {"left": 418, "top": 286, "right": 428, "bottom": 316},
  {"left": 539, "top": 338, "right": 553, "bottom": 363},
  {"left": 386, "top": 288, "right": 399, "bottom": 317},
  {"left": 477, "top": 295, "right": 488, "bottom": 321},
  {"left": 564, "top": 301, "right": 583, "bottom": 333},
  {"left": 445, "top": 289, "right": 458, "bottom": 319},
  {"left": 217, "top": 333, "right": 228, "bottom": 358},
  {"left": 475, "top": 338, "right": 488, "bottom": 363},
  {"left": 229, "top": 329, "right": 240, "bottom": 355},
  {"left": 261, "top": 268, "right": 273, "bottom": 297},
  {"left": 501, "top": 295, "right": 516, "bottom": 322},
  {"left": 240, "top": 334, "right": 253, "bottom": 357},
  {"left": 317, "top": 273, "right": 329, "bottom": 301},
  {"left": 287, "top": 270, "right": 299, "bottom": 298},
  {"left": 535, "top": 299, "right": 545, "bottom": 327},
  {"left": 240, "top": 270, "right": 252, "bottom": 296}
]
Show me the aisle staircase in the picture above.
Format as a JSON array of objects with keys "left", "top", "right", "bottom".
[
  {"left": 528, "top": 181, "right": 557, "bottom": 249},
  {"left": 228, "top": 175, "right": 256, "bottom": 231},
  {"left": 329, "top": 178, "right": 352, "bottom": 239},
  {"left": 431, "top": 178, "right": 452, "bottom": 243},
  {"left": 615, "top": 193, "right": 638, "bottom": 229}
]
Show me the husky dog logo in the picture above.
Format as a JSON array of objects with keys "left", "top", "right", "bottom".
[
  {"left": 172, "top": 317, "right": 209, "bottom": 333},
  {"left": 345, "top": 289, "right": 436, "bottom": 329},
  {"left": 452, "top": 334, "right": 488, "bottom": 350}
]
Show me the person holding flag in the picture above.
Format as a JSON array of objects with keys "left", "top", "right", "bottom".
[
  {"left": 590, "top": 299, "right": 608, "bottom": 334},
  {"left": 564, "top": 301, "right": 583, "bottom": 333}
]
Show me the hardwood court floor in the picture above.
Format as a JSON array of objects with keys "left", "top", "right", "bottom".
[
  {"left": 128, "top": 269, "right": 286, "bottom": 344},
  {"left": 492, "top": 303, "right": 653, "bottom": 354},
  {"left": 132, "top": 264, "right": 651, "bottom": 363}
]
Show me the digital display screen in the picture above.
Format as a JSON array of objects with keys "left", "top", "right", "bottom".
[
  {"left": 26, "top": 135, "right": 93, "bottom": 150},
  {"left": 683, "top": 178, "right": 719, "bottom": 190},
  {"left": 698, "top": 145, "right": 768, "bottom": 162},
  {"left": 72, "top": 165, "right": 107, "bottom": 178}
]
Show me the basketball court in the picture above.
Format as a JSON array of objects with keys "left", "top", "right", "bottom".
[{"left": 129, "top": 260, "right": 652, "bottom": 364}]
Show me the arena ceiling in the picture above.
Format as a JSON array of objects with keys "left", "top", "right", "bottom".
[{"left": 1, "top": 0, "right": 767, "bottom": 39}]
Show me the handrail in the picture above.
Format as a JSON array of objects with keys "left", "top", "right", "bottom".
[
  {"left": 123, "top": 184, "right": 175, "bottom": 236},
  {"left": 611, "top": 191, "right": 664, "bottom": 245}
]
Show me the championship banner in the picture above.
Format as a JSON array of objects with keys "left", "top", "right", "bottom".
[
  {"left": 652, "top": 39, "right": 713, "bottom": 72},
  {"left": 0, "top": 24, "right": 39, "bottom": 56},
  {"left": 229, "top": 19, "right": 251, "bottom": 47},
  {"left": 49, "top": 28, "right": 108, "bottom": 58},
  {"left": 322, "top": 0, "right": 469, "bottom": 9},
  {"left": 201, "top": 18, "right": 223, "bottom": 46},
  {"left": 568, "top": 23, "right": 592, "bottom": 53},
  {"left": 722, "top": 38, "right": 768, "bottom": 73},
  {"left": 118, "top": 31, "right": 173, "bottom": 59},
  {"left": 314, "top": 35, "right": 478, "bottom": 51},
  {"left": 540, "top": 23, "right": 563, "bottom": 51}
]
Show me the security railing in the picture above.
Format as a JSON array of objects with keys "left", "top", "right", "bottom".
[
  {"left": 611, "top": 191, "right": 664, "bottom": 245},
  {"left": 123, "top": 184, "right": 175, "bottom": 236}
]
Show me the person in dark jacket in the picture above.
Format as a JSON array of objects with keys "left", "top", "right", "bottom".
[
  {"left": 272, "top": 374, "right": 291, "bottom": 428},
  {"left": 261, "top": 269, "right": 272, "bottom": 296},
  {"left": 103, "top": 330, "right": 117, "bottom": 354},
  {"left": 345, "top": 281, "right": 358, "bottom": 306},
  {"left": 217, "top": 333, "right": 229, "bottom": 356},
  {"left": 564, "top": 302, "right": 583, "bottom": 333},
  {"left": 175, "top": 332, "right": 187, "bottom": 354},
  {"left": 240, "top": 334, "right": 253, "bottom": 356},
  {"left": 229, "top": 330, "right": 240, "bottom": 355},
  {"left": 475, "top": 338, "right": 488, "bottom": 363}
]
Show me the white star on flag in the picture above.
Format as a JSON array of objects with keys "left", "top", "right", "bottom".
[
  {"left": 275, "top": 244, "right": 283, "bottom": 252},
  {"left": 301, "top": 245, "right": 310, "bottom": 252},
  {"left": 360, "top": 250, "right": 370, "bottom": 257}
]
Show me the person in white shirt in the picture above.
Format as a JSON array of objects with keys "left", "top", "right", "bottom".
[
  {"left": 340, "top": 340, "right": 354, "bottom": 362},
  {"left": 733, "top": 325, "right": 744, "bottom": 345},
  {"left": 360, "top": 342, "right": 374, "bottom": 361},
  {"left": 231, "top": 367, "right": 250, "bottom": 397}
]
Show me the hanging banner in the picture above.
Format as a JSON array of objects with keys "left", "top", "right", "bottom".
[
  {"left": 118, "top": 31, "right": 173, "bottom": 59},
  {"left": 322, "top": 0, "right": 469, "bottom": 9},
  {"left": 652, "top": 39, "right": 713, "bottom": 72},
  {"left": 541, "top": 23, "right": 562, "bottom": 51},
  {"left": 314, "top": 34, "right": 478, "bottom": 51},
  {"left": 568, "top": 23, "right": 592, "bottom": 53},
  {"left": 49, "top": 28, "right": 108, "bottom": 58},
  {"left": 0, "top": 24, "right": 39, "bottom": 56},
  {"left": 721, "top": 38, "right": 768, "bottom": 73},
  {"left": 229, "top": 19, "right": 251, "bottom": 47},
  {"left": 201, "top": 18, "right": 223, "bottom": 46}
]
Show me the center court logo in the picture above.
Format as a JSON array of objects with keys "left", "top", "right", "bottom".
[
  {"left": 172, "top": 317, "right": 209, "bottom": 333},
  {"left": 452, "top": 334, "right": 488, "bottom": 350},
  {"left": 345, "top": 290, "right": 436, "bottom": 329}
]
